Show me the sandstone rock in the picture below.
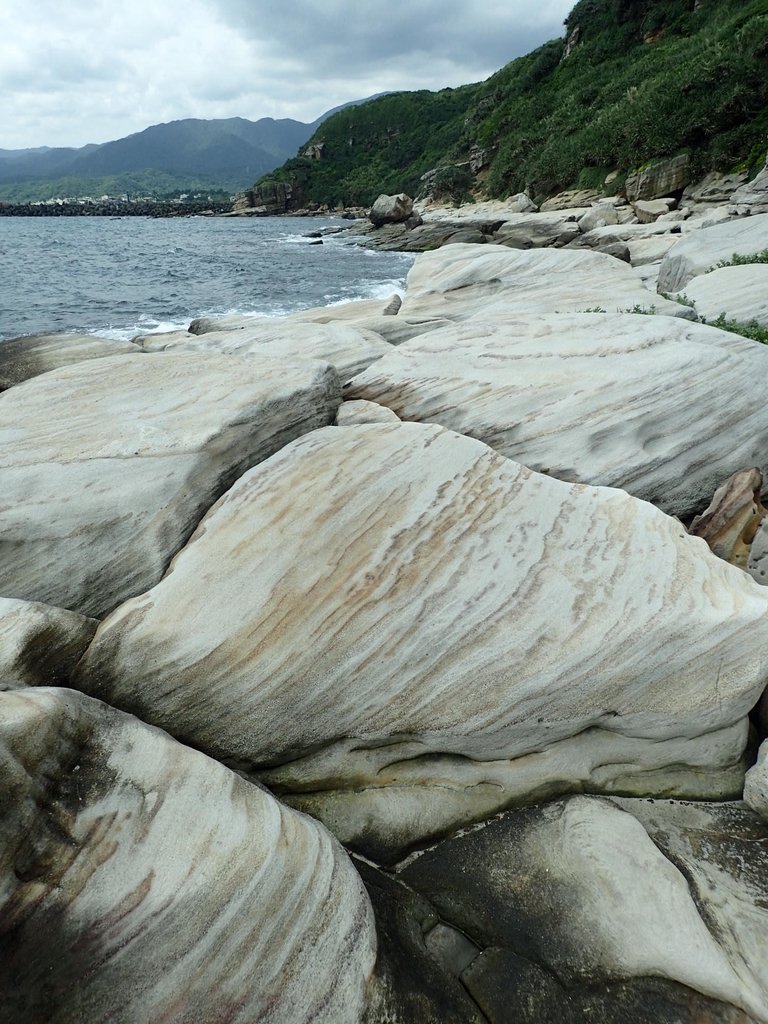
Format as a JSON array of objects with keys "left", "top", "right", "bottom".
[
  {"left": 0, "top": 598, "right": 97, "bottom": 690},
  {"left": 632, "top": 198, "right": 676, "bottom": 223},
  {"left": 730, "top": 156, "right": 768, "bottom": 215},
  {"left": 399, "top": 795, "right": 768, "bottom": 1023},
  {"left": 133, "top": 329, "right": 195, "bottom": 347},
  {"left": 0, "top": 333, "right": 139, "bottom": 390},
  {"left": 577, "top": 205, "right": 619, "bottom": 233},
  {"left": 689, "top": 468, "right": 766, "bottom": 567},
  {"left": 681, "top": 265, "right": 768, "bottom": 326},
  {"left": 540, "top": 190, "right": 601, "bottom": 211},
  {"left": 73, "top": 422, "right": 768, "bottom": 859},
  {"left": 745, "top": 741, "right": 768, "bottom": 821},
  {"left": 335, "top": 400, "right": 400, "bottom": 425},
  {"left": 626, "top": 154, "right": 691, "bottom": 202},
  {"left": 189, "top": 313, "right": 266, "bottom": 334},
  {"left": 506, "top": 192, "right": 538, "bottom": 213},
  {"left": 0, "top": 352, "right": 340, "bottom": 617},
  {"left": 494, "top": 214, "right": 581, "bottom": 249},
  {"left": 0, "top": 687, "right": 375, "bottom": 1023},
  {"left": 748, "top": 518, "right": 768, "bottom": 586},
  {"left": 657, "top": 213, "right": 768, "bottom": 293},
  {"left": 134, "top": 320, "right": 392, "bottom": 382},
  {"left": 398, "top": 244, "right": 693, "bottom": 321},
  {"left": 287, "top": 296, "right": 403, "bottom": 324},
  {"left": 369, "top": 193, "right": 414, "bottom": 228},
  {"left": 344, "top": 316, "right": 768, "bottom": 518},
  {"left": 351, "top": 315, "right": 453, "bottom": 346}
]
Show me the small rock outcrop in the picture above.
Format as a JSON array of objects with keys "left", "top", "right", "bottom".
[
  {"left": 625, "top": 154, "right": 691, "bottom": 202},
  {"left": 689, "top": 468, "right": 767, "bottom": 568},
  {"left": 368, "top": 193, "right": 415, "bottom": 227},
  {"left": 0, "top": 333, "right": 139, "bottom": 390}
]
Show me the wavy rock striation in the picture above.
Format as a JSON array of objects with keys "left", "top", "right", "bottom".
[
  {"left": 0, "top": 352, "right": 340, "bottom": 617},
  {"left": 345, "top": 315, "right": 768, "bottom": 518},
  {"left": 398, "top": 244, "right": 694, "bottom": 321},
  {"left": 0, "top": 687, "right": 375, "bottom": 1024},
  {"left": 0, "top": 598, "right": 98, "bottom": 690},
  {"left": 72, "top": 422, "right": 768, "bottom": 859}
]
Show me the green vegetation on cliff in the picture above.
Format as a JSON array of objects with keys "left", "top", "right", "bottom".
[{"left": 257, "top": 0, "right": 768, "bottom": 207}]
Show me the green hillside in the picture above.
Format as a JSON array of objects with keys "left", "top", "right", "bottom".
[{"left": 257, "top": 0, "right": 768, "bottom": 207}]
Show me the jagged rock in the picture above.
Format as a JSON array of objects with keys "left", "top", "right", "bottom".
[
  {"left": 0, "top": 687, "right": 375, "bottom": 1024},
  {"left": 0, "top": 333, "right": 139, "bottom": 390},
  {"left": 684, "top": 171, "right": 749, "bottom": 204},
  {"left": 689, "top": 468, "right": 767, "bottom": 567},
  {"left": 730, "top": 156, "right": 768, "bottom": 215},
  {"left": 657, "top": 213, "right": 768, "bottom": 293},
  {"left": 350, "top": 316, "right": 454, "bottom": 347},
  {"left": 0, "top": 352, "right": 340, "bottom": 617},
  {"left": 369, "top": 193, "right": 414, "bottom": 228},
  {"left": 336, "top": 400, "right": 400, "bottom": 425},
  {"left": 745, "top": 741, "right": 768, "bottom": 821},
  {"left": 0, "top": 599, "right": 97, "bottom": 690},
  {"left": 626, "top": 154, "right": 691, "bottom": 202},
  {"left": 133, "top": 320, "right": 392, "bottom": 382},
  {"left": 397, "top": 244, "right": 693, "bottom": 321},
  {"left": 632, "top": 198, "right": 676, "bottom": 223},
  {"left": 72, "top": 422, "right": 768, "bottom": 860},
  {"left": 345, "top": 315, "right": 768, "bottom": 518},
  {"left": 358, "top": 861, "right": 485, "bottom": 1023},
  {"left": 748, "top": 518, "right": 768, "bottom": 586},
  {"left": 681, "top": 265, "right": 768, "bottom": 326},
  {"left": 398, "top": 796, "right": 768, "bottom": 1023},
  {"left": 540, "top": 190, "right": 601, "bottom": 211}
]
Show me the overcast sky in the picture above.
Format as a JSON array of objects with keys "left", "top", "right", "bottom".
[{"left": 1, "top": 0, "right": 574, "bottom": 150}]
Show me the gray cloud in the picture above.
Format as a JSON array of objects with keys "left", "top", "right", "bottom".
[{"left": 0, "top": 0, "right": 572, "bottom": 149}]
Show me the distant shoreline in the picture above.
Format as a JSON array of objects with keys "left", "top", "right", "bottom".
[{"left": 0, "top": 199, "right": 233, "bottom": 218}]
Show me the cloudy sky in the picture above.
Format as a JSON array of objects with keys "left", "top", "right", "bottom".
[{"left": 1, "top": 0, "right": 574, "bottom": 150}]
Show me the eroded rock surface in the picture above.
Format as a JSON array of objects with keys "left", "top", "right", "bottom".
[
  {"left": 398, "top": 244, "right": 694, "bottom": 321},
  {"left": 689, "top": 467, "right": 767, "bottom": 567},
  {"left": 0, "top": 333, "right": 139, "bottom": 390},
  {"left": 0, "top": 352, "right": 340, "bottom": 616},
  {"left": 396, "top": 795, "right": 768, "bottom": 1024},
  {"left": 73, "top": 423, "right": 768, "bottom": 859},
  {"left": 0, "top": 599, "right": 97, "bottom": 690},
  {"left": 345, "top": 315, "right": 768, "bottom": 518},
  {"left": 0, "top": 687, "right": 376, "bottom": 1024},
  {"left": 681, "top": 264, "right": 768, "bottom": 326},
  {"left": 657, "top": 213, "right": 768, "bottom": 293}
]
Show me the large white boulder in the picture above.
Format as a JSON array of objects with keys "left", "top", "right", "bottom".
[
  {"left": 398, "top": 244, "right": 694, "bottom": 321},
  {"left": 0, "top": 687, "right": 375, "bottom": 1023},
  {"left": 680, "top": 264, "right": 768, "bottom": 326},
  {"left": 0, "top": 352, "right": 340, "bottom": 616},
  {"left": 657, "top": 213, "right": 768, "bottom": 293},
  {"left": 136, "top": 319, "right": 392, "bottom": 381},
  {"left": 73, "top": 423, "right": 768, "bottom": 859},
  {"left": 398, "top": 795, "right": 768, "bottom": 1023},
  {"left": 345, "top": 314, "right": 768, "bottom": 517}
]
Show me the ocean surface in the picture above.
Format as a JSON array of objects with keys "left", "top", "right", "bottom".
[{"left": 0, "top": 215, "right": 415, "bottom": 341}]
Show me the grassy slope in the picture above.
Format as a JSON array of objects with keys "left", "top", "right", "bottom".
[{"left": 259, "top": 0, "right": 768, "bottom": 207}]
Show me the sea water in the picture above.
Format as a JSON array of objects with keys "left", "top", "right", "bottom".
[{"left": 0, "top": 215, "right": 415, "bottom": 341}]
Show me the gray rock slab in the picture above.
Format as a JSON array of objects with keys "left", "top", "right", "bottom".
[
  {"left": 0, "top": 352, "right": 340, "bottom": 616},
  {"left": 345, "top": 314, "right": 768, "bottom": 517},
  {"left": 0, "top": 333, "right": 139, "bottom": 390},
  {"left": 0, "top": 687, "right": 375, "bottom": 1024},
  {"left": 72, "top": 422, "right": 768, "bottom": 859},
  {"left": 400, "top": 795, "right": 768, "bottom": 1023},
  {"left": 681, "top": 264, "right": 768, "bottom": 326}
]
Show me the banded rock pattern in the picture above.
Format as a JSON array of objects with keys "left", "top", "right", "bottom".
[
  {"left": 137, "top": 318, "right": 392, "bottom": 381},
  {"left": 345, "top": 315, "right": 768, "bottom": 518},
  {"left": 0, "top": 687, "right": 375, "bottom": 1023},
  {"left": 0, "top": 333, "right": 139, "bottom": 391},
  {"left": 73, "top": 423, "right": 768, "bottom": 859},
  {"left": 657, "top": 213, "right": 768, "bottom": 293},
  {"left": 398, "top": 244, "right": 694, "bottom": 321},
  {"left": 0, "top": 352, "right": 340, "bottom": 617}
]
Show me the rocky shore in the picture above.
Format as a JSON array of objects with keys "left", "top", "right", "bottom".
[{"left": 2, "top": 184, "right": 768, "bottom": 1022}]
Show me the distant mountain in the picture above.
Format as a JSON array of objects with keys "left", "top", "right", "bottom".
[{"left": 0, "top": 98, "right": 380, "bottom": 201}]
